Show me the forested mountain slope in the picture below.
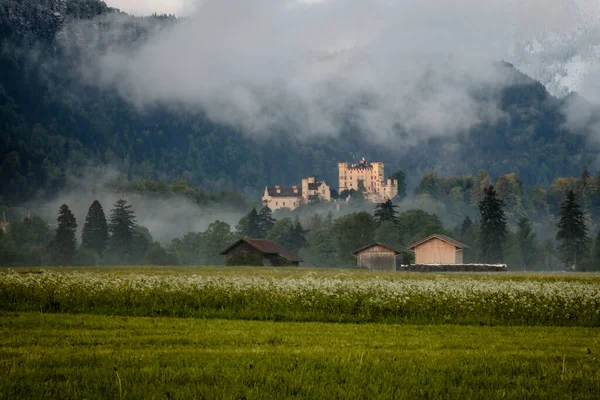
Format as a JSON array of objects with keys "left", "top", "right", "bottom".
[{"left": 1, "top": 0, "right": 599, "bottom": 205}]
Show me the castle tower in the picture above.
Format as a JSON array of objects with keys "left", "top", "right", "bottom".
[
  {"left": 301, "top": 178, "right": 309, "bottom": 201},
  {"left": 338, "top": 162, "right": 349, "bottom": 193},
  {"left": 338, "top": 159, "right": 398, "bottom": 202}
]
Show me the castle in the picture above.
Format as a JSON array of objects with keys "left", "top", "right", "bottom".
[
  {"left": 262, "top": 159, "right": 397, "bottom": 211},
  {"left": 262, "top": 176, "right": 331, "bottom": 211},
  {"left": 338, "top": 158, "right": 398, "bottom": 202}
]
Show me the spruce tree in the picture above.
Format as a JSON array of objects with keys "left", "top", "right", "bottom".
[
  {"left": 288, "top": 217, "right": 308, "bottom": 255},
  {"left": 460, "top": 216, "right": 473, "bottom": 235},
  {"left": 516, "top": 217, "right": 536, "bottom": 270},
  {"left": 236, "top": 208, "right": 263, "bottom": 238},
  {"left": 590, "top": 232, "right": 600, "bottom": 272},
  {"left": 108, "top": 199, "right": 137, "bottom": 263},
  {"left": 81, "top": 200, "right": 109, "bottom": 256},
  {"left": 478, "top": 185, "right": 507, "bottom": 263},
  {"left": 257, "top": 206, "right": 276, "bottom": 237},
  {"left": 556, "top": 190, "right": 589, "bottom": 270},
  {"left": 374, "top": 199, "right": 399, "bottom": 225},
  {"left": 49, "top": 204, "right": 77, "bottom": 265},
  {"left": 391, "top": 170, "right": 407, "bottom": 201}
]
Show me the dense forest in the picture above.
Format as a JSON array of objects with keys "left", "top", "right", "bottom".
[{"left": 2, "top": 0, "right": 600, "bottom": 207}]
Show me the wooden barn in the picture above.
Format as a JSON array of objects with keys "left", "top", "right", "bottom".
[
  {"left": 220, "top": 238, "right": 303, "bottom": 266},
  {"left": 408, "top": 234, "right": 469, "bottom": 264},
  {"left": 352, "top": 243, "right": 401, "bottom": 271}
]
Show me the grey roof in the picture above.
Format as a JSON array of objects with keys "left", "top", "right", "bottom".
[
  {"left": 266, "top": 187, "right": 302, "bottom": 198},
  {"left": 352, "top": 243, "right": 402, "bottom": 256},
  {"left": 220, "top": 238, "right": 304, "bottom": 263}
]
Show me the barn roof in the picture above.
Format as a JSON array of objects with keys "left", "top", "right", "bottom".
[
  {"left": 220, "top": 238, "right": 304, "bottom": 263},
  {"left": 352, "top": 243, "right": 402, "bottom": 256},
  {"left": 408, "top": 234, "right": 469, "bottom": 250}
]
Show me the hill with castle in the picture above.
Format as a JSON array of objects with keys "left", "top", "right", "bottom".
[
  {"left": 1, "top": 0, "right": 600, "bottom": 207},
  {"left": 263, "top": 158, "right": 399, "bottom": 211}
]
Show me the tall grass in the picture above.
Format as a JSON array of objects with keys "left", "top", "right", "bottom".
[{"left": 1, "top": 270, "right": 599, "bottom": 326}]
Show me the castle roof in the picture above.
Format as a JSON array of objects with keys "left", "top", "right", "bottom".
[
  {"left": 349, "top": 163, "right": 373, "bottom": 170},
  {"left": 266, "top": 187, "right": 303, "bottom": 198},
  {"left": 308, "top": 182, "right": 324, "bottom": 190}
]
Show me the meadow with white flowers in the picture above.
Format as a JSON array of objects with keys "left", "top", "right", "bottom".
[
  {"left": 2, "top": 267, "right": 600, "bottom": 399},
  {"left": 1, "top": 268, "right": 599, "bottom": 326}
]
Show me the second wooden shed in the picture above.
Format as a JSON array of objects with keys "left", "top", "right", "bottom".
[
  {"left": 408, "top": 234, "right": 469, "bottom": 264},
  {"left": 352, "top": 243, "right": 401, "bottom": 271}
]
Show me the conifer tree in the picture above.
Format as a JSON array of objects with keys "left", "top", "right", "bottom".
[
  {"left": 374, "top": 199, "right": 399, "bottom": 225},
  {"left": 391, "top": 170, "right": 407, "bottom": 201},
  {"left": 49, "top": 204, "right": 77, "bottom": 265},
  {"left": 257, "top": 206, "right": 276, "bottom": 237},
  {"left": 590, "top": 232, "right": 600, "bottom": 272},
  {"left": 81, "top": 200, "right": 109, "bottom": 256},
  {"left": 288, "top": 217, "right": 308, "bottom": 255},
  {"left": 108, "top": 199, "right": 137, "bottom": 263},
  {"left": 236, "top": 208, "right": 263, "bottom": 238},
  {"left": 556, "top": 190, "right": 589, "bottom": 270},
  {"left": 460, "top": 216, "right": 473, "bottom": 235},
  {"left": 516, "top": 217, "right": 536, "bottom": 270},
  {"left": 478, "top": 185, "right": 507, "bottom": 263}
]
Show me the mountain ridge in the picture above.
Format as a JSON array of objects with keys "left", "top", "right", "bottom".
[{"left": 1, "top": 0, "right": 599, "bottom": 206}]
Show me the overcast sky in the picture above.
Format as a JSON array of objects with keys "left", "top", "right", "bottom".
[
  {"left": 106, "top": 0, "right": 193, "bottom": 16},
  {"left": 106, "top": 0, "right": 326, "bottom": 16}
]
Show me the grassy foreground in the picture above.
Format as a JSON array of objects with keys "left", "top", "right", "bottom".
[{"left": 1, "top": 312, "right": 599, "bottom": 399}]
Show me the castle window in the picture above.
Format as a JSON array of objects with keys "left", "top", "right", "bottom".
[
  {"left": 276, "top": 202, "right": 279, "bottom": 206},
  {"left": 283, "top": 202, "right": 286, "bottom": 206}
]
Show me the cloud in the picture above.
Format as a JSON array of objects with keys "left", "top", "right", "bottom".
[
  {"left": 105, "top": 0, "right": 194, "bottom": 16},
  {"left": 64, "top": 0, "right": 595, "bottom": 144},
  {"left": 29, "top": 167, "right": 246, "bottom": 243}
]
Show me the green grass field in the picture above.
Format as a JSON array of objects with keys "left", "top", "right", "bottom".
[
  {"left": 1, "top": 267, "right": 600, "bottom": 398},
  {"left": 1, "top": 312, "right": 600, "bottom": 399}
]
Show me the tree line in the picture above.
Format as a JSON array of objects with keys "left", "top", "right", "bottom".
[
  {"left": 0, "top": 199, "right": 176, "bottom": 266},
  {"left": 1, "top": 181, "right": 592, "bottom": 270}
]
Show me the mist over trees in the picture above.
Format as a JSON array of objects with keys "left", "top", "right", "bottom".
[
  {"left": 1, "top": 166, "right": 600, "bottom": 271},
  {"left": 2, "top": 0, "right": 600, "bottom": 208}
]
